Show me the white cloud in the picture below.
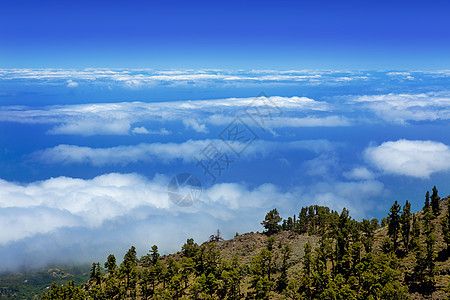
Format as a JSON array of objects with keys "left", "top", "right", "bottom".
[
  {"left": 0, "top": 171, "right": 387, "bottom": 270},
  {"left": 36, "top": 141, "right": 214, "bottom": 165},
  {"left": 352, "top": 92, "right": 450, "bottom": 123},
  {"left": 0, "top": 69, "right": 371, "bottom": 87},
  {"left": 365, "top": 139, "right": 450, "bottom": 178},
  {"left": 66, "top": 80, "right": 79, "bottom": 87},
  {"left": 268, "top": 116, "right": 351, "bottom": 127},
  {"left": 343, "top": 167, "right": 376, "bottom": 180},
  {"left": 48, "top": 119, "right": 132, "bottom": 136},
  {"left": 0, "top": 96, "right": 336, "bottom": 136},
  {"left": 131, "top": 127, "right": 171, "bottom": 135},
  {"left": 182, "top": 118, "right": 208, "bottom": 133},
  {"left": 207, "top": 115, "right": 351, "bottom": 128},
  {"left": 0, "top": 173, "right": 170, "bottom": 244},
  {"left": 131, "top": 126, "right": 150, "bottom": 134},
  {"left": 386, "top": 71, "right": 411, "bottom": 76},
  {"left": 303, "top": 154, "right": 339, "bottom": 178},
  {"left": 35, "top": 139, "right": 337, "bottom": 166},
  {"left": 302, "top": 180, "right": 385, "bottom": 220},
  {"left": 0, "top": 173, "right": 305, "bottom": 270}
]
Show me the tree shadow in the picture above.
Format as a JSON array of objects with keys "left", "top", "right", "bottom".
[
  {"left": 407, "top": 281, "right": 436, "bottom": 296},
  {"left": 396, "top": 249, "right": 407, "bottom": 259},
  {"left": 437, "top": 248, "right": 449, "bottom": 262}
]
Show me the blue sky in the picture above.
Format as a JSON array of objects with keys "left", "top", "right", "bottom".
[
  {"left": 1, "top": 1, "right": 450, "bottom": 270},
  {"left": 1, "top": 0, "right": 449, "bottom": 69}
]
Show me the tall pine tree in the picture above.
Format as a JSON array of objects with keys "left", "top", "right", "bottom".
[
  {"left": 431, "top": 186, "right": 440, "bottom": 217},
  {"left": 401, "top": 200, "right": 412, "bottom": 252},
  {"left": 388, "top": 201, "right": 401, "bottom": 252},
  {"left": 261, "top": 208, "right": 282, "bottom": 235}
]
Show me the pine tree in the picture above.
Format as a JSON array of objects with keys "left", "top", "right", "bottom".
[
  {"left": 220, "top": 256, "right": 244, "bottom": 299},
  {"left": 150, "top": 245, "right": 160, "bottom": 264},
  {"left": 104, "top": 274, "right": 120, "bottom": 299},
  {"left": 303, "top": 241, "right": 312, "bottom": 277},
  {"left": 261, "top": 208, "right": 282, "bottom": 235},
  {"left": 401, "top": 200, "right": 412, "bottom": 252},
  {"left": 361, "top": 219, "right": 375, "bottom": 253},
  {"left": 120, "top": 246, "right": 138, "bottom": 296},
  {"left": 424, "top": 190, "right": 430, "bottom": 212},
  {"left": 95, "top": 262, "right": 103, "bottom": 286},
  {"left": 249, "top": 248, "right": 274, "bottom": 299},
  {"left": 179, "top": 256, "right": 194, "bottom": 289},
  {"left": 422, "top": 201, "right": 435, "bottom": 235},
  {"left": 431, "top": 186, "right": 441, "bottom": 217},
  {"left": 387, "top": 201, "right": 401, "bottom": 252},
  {"left": 89, "top": 262, "right": 103, "bottom": 286},
  {"left": 90, "top": 262, "right": 97, "bottom": 281},
  {"left": 425, "top": 230, "right": 437, "bottom": 278},
  {"left": 410, "top": 214, "right": 421, "bottom": 251},
  {"left": 335, "top": 208, "right": 351, "bottom": 276},
  {"left": 277, "top": 244, "right": 292, "bottom": 293},
  {"left": 298, "top": 207, "right": 308, "bottom": 233},
  {"left": 105, "top": 254, "right": 117, "bottom": 273},
  {"left": 416, "top": 206, "right": 438, "bottom": 293},
  {"left": 42, "top": 280, "right": 88, "bottom": 300},
  {"left": 182, "top": 238, "right": 199, "bottom": 258}
]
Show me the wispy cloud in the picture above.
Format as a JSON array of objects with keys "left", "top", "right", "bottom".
[
  {"left": 66, "top": 80, "right": 79, "bottom": 87},
  {"left": 34, "top": 139, "right": 337, "bottom": 166},
  {"left": 0, "top": 69, "right": 375, "bottom": 87},
  {"left": 352, "top": 92, "right": 450, "bottom": 123},
  {"left": 343, "top": 166, "right": 376, "bottom": 180},
  {"left": 0, "top": 96, "right": 339, "bottom": 136},
  {"left": 9, "top": 91, "right": 450, "bottom": 138},
  {"left": 131, "top": 127, "right": 171, "bottom": 135},
  {"left": 15, "top": 91, "right": 450, "bottom": 137}
]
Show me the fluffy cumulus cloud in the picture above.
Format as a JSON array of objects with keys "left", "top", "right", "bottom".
[
  {"left": 34, "top": 139, "right": 338, "bottom": 166},
  {"left": 131, "top": 126, "right": 150, "bottom": 134},
  {"left": 0, "top": 171, "right": 386, "bottom": 270},
  {"left": 365, "top": 139, "right": 450, "bottom": 178},
  {"left": 0, "top": 172, "right": 304, "bottom": 270}
]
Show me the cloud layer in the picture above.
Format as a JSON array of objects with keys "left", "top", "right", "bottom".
[
  {"left": 0, "top": 171, "right": 385, "bottom": 270},
  {"left": 0, "top": 69, "right": 373, "bottom": 87},
  {"left": 3, "top": 91, "right": 450, "bottom": 137},
  {"left": 0, "top": 96, "right": 340, "bottom": 136},
  {"left": 35, "top": 139, "right": 338, "bottom": 166},
  {"left": 0, "top": 172, "right": 276, "bottom": 269}
]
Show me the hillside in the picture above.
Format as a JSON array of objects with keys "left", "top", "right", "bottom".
[
  {"left": 0, "top": 265, "right": 90, "bottom": 299},
  {"left": 27, "top": 188, "right": 450, "bottom": 299}
]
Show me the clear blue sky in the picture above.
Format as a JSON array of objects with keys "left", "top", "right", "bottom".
[{"left": 1, "top": 0, "right": 449, "bottom": 69}]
